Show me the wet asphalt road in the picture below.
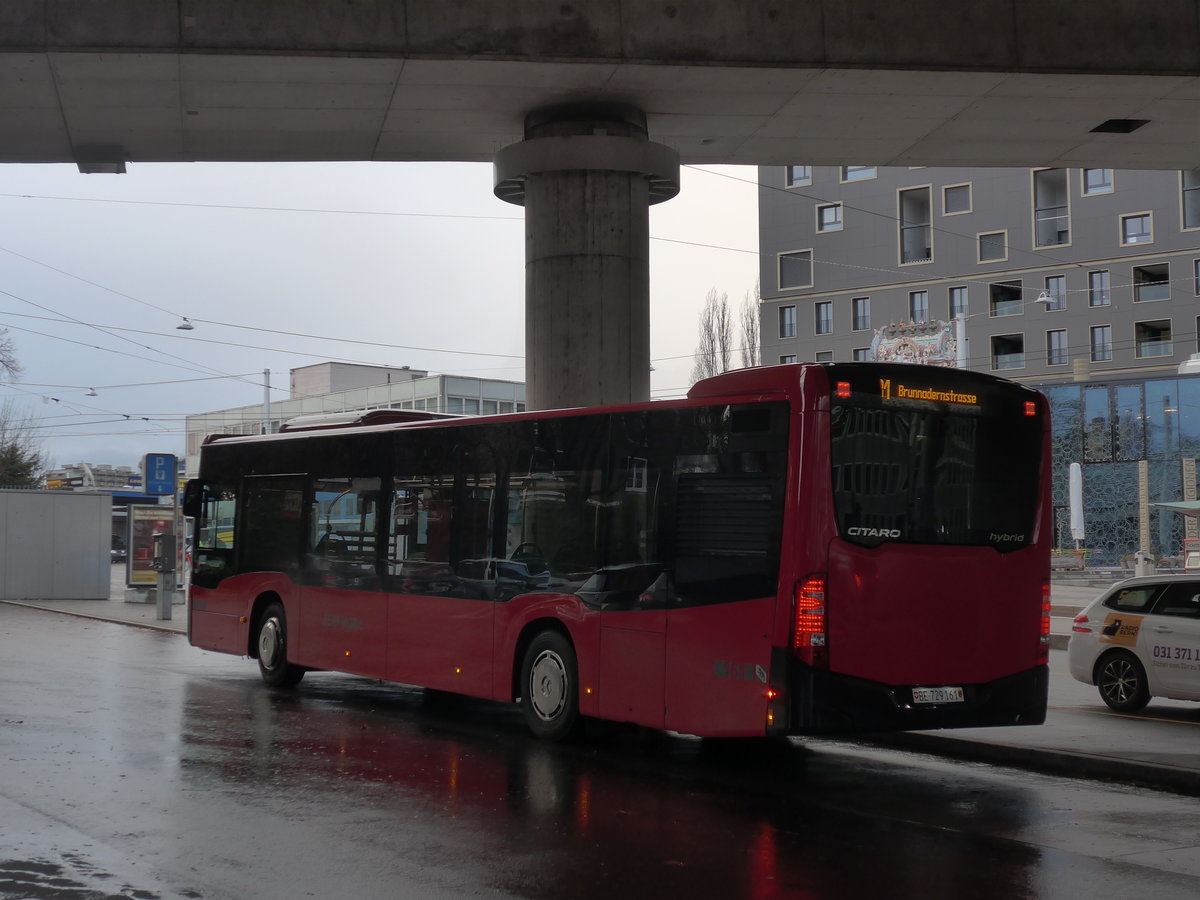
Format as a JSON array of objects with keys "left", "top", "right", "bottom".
[{"left": 1, "top": 604, "right": 1198, "bottom": 900}]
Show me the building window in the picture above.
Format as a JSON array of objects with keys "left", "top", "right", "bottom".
[
  {"left": 943, "top": 183, "right": 972, "bottom": 215},
  {"left": 852, "top": 348, "right": 870, "bottom": 361},
  {"left": 1194, "top": 260, "right": 1200, "bottom": 295},
  {"left": 815, "top": 351, "right": 833, "bottom": 362},
  {"left": 1088, "top": 270, "right": 1111, "bottom": 307},
  {"left": 841, "top": 165, "right": 876, "bottom": 182},
  {"left": 990, "top": 280, "right": 1022, "bottom": 317},
  {"left": 852, "top": 296, "right": 871, "bottom": 331},
  {"left": 1040, "top": 275, "right": 1066, "bottom": 311},
  {"left": 899, "top": 187, "right": 932, "bottom": 264},
  {"left": 991, "top": 334, "right": 1025, "bottom": 370},
  {"left": 1184, "top": 170, "right": 1200, "bottom": 228},
  {"left": 815, "top": 301, "right": 833, "bottom": 335},
  {"left": 1090, "top": 325, "right": 1113, "bottom": 362},
  {"left": 1135, "top": 319, "right": 1172, "bottom": 358},
  {"left": 1121, "top": 212, "right": 1153, "bottom": 245},
  {"left": 1047, "top": 329, "right": 1068, "bottom": 366},
  {"left": 778, "top": 250, "right": 813, "bottom": 289},
  {"left": 1082, "top": 168, "right": 1113, "bottom": 195},
  {"left": 779, "top": 354, "right": 797, "bottom": 364},
  {"left": 1033, "top": 168, "right": 1070, "bottom": 247},
  {"left": 1133, "top": 263, "right": 1169, "bottom": 302},
  {"left": 978, "top": 230, "right": 1008, "bottom": 262},
  {"left": 786, "top": 166, "right": 812, "bottom": 187},
  {"left": 779, "top": 305, "right": 796, "bottom": 338},
  {"left": 949, "top": 286, "right": 968, "bottom": 318},
  {"left": 817, "top": 203, "right": 843, "bottom": 232},
  {"left": 909, "top": 290, "right": 929, "bottom": 323}
]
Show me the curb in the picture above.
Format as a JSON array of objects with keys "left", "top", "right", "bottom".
[
  {"left": 859, "top": 731, "right": 1200, "bottom": 798},
  {"left": 0, "top": 599, "right": 185, "bottom": 634}
]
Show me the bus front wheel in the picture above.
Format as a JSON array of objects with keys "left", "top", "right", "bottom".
[
  {"left": 256, "top": 602, "right": 305, "bottom": 688},
  {"left": 520, "top": 631, "right": 579, "bottom": 741}
]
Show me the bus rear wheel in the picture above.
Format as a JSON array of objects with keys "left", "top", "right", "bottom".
[
  {"left": 256, "top": 602, "right": 305, "bottom": 688},
  {"left": 520, "top": 631, "right": 579, "bottom": 741}
]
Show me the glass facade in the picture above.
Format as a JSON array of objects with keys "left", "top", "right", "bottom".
[{"left": 1043, "top": 375, "right": 1200, "bottom": 566}]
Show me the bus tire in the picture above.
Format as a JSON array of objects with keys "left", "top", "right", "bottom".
[
  {"left": 520, "top": 631, "right": 580, "bottom": 741},
  {"left": 256, "top": 602, "right": 305, "bottom": 688},
  {"left": 1095, "top": 650, "right": 1149, "bottom": 712}
]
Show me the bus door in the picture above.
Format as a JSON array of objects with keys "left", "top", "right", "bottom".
[
  {"left": 238, "top": 474, "right": 309, "bottom": 655},
  {"left": 384, "top": 469, "right": 497, "bottom": 698},
  {"left": 299, "top": 477, "right": 388, "bottom": 677},
  {"left": 663, "top": 471, "right": 782, "bottom": 737},
  {"left": 594, "top": 567, "right": 667, "bottom": 729}
]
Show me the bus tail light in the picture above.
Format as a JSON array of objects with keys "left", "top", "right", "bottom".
[{"left": 793, "top": 575, "right": 828, "bottom": 667}]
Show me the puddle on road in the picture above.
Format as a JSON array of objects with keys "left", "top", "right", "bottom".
[{"left": 0, "top": 854, "right": 200, "bottom": 900}]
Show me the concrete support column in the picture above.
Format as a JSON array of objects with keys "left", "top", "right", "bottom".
[{"left": 494, "top": 103, "right": 679, "bottom": 410}]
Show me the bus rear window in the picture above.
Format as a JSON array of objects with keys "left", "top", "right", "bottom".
[{"left": 829, "top": 401, "right": 1040, "bottom": 551}]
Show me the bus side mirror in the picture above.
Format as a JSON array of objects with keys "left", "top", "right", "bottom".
[{"left": 182, "top": 479, "right": 205, "bottom": 519}]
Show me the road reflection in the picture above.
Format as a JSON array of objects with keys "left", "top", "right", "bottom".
[{"left": 179, "top": 674, "right": 1046, "bottom": 899}]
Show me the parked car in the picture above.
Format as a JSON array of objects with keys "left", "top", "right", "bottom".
[{"left": 1067, "top": 575, "right": 1200, "bottom": 711}]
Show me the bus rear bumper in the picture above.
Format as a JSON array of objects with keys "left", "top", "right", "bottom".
[{"left": 772, "top": 655, "right": 1049, "bottom": 735}]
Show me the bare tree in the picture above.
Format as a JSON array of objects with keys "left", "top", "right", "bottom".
[
  {"left": 0, "top": 330, "right": 44, "bottom": 486},
  {"left": 738, "top": 279, "right": 761, "bottom": 368},
  {"left": 0, "top": 400, "right": 44, "bottom": 487},
  {"left": 0, "top": 328, "right": 20, "bottom": 380},
  {"left": 689, "top": 289, "right": 734, "bottom": 384}
]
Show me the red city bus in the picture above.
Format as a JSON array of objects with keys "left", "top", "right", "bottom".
[{"left": 184, "top": 362, "right": 1051, "bottom": 740}]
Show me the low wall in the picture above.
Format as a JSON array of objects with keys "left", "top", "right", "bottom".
[{"left": 0, "top": 490, "right": 111, "bottom": 600}]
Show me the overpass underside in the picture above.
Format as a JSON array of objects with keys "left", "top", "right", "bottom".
[{"left": 6, "top": 0, "right": 1200, "bottom": 406}]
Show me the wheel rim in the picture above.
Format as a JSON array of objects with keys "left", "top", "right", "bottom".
[
  {"left": 528, "top": 649, "right": 568, "bottom": 722},
  {"left": 1100, "top": 657, "right": 1137, "bottom": 705},
  {"left": 259, "top": 617, "right": 283, "bottom": 671}
]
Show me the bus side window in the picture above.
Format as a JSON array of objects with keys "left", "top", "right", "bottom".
[
  {"left": 387, "top": 479, "right": 462, "bottom": 596},
  {"left": 307, "top": 477, "right": 381, "bottom": 585},
  {"left": 310, "top": 478, "right": 379, "bottom": 565},
  {"left": 506, "top": 416, "right": 631, "bottom": 589}
]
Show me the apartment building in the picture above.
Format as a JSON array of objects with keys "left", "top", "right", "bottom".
[{"left": 758, "top": 165, "right": 1200, "bottom": 566}]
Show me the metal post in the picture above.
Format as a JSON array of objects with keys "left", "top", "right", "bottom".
[
  {"left": 263, "top": 368, "right": 271, "bottom": 435},
  {"left": 156, "top": 568, "right": 172, "bottom": 620},
  {"left": 954, "top": 314, "right": 968, "bottom": 369}
]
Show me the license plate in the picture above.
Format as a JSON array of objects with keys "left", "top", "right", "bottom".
[{"left": 912, "top": 686, "right": 964, "bottom": 704}]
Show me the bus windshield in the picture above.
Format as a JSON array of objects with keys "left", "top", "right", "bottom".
[{"left": 828, "top": 366, "right": 1042, "bottom": 551}]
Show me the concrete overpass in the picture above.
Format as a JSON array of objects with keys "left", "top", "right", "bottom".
[{"left": 6, "top": 0, "right": 1200, "bottom": 407}]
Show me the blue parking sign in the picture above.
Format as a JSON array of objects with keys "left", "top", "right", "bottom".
[{"left": 143, "top": 453, "right": 177, "bottom": 496}]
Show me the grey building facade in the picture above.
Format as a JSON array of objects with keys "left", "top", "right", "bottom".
[
  {"left": 185, "top": 363, "right": 525, "bottom": 477},
  {"left": 758, "top": 164, "right": 1200, "bottom": 566},
  {"left": 759, "top": 165, "right": 1200, "bottom": 381}
]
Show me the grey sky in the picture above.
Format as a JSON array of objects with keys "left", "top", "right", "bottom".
[{"left": 0, "top": 161, "right": 758, "bottom": 468}]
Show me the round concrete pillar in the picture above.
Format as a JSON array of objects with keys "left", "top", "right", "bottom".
[{"left": 494, "top": 103, "right": 679, "bottom": 410}]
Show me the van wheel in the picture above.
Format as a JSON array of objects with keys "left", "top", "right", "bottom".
[
  {"left": 257, "top": 602, "right": 305, "bottom": 687},
  {"left": 520, "top": 631, "right": 579, "bottom": 741},
  {"left": 1095, "top": 650, "right": 1149, "bottom": 712}
]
